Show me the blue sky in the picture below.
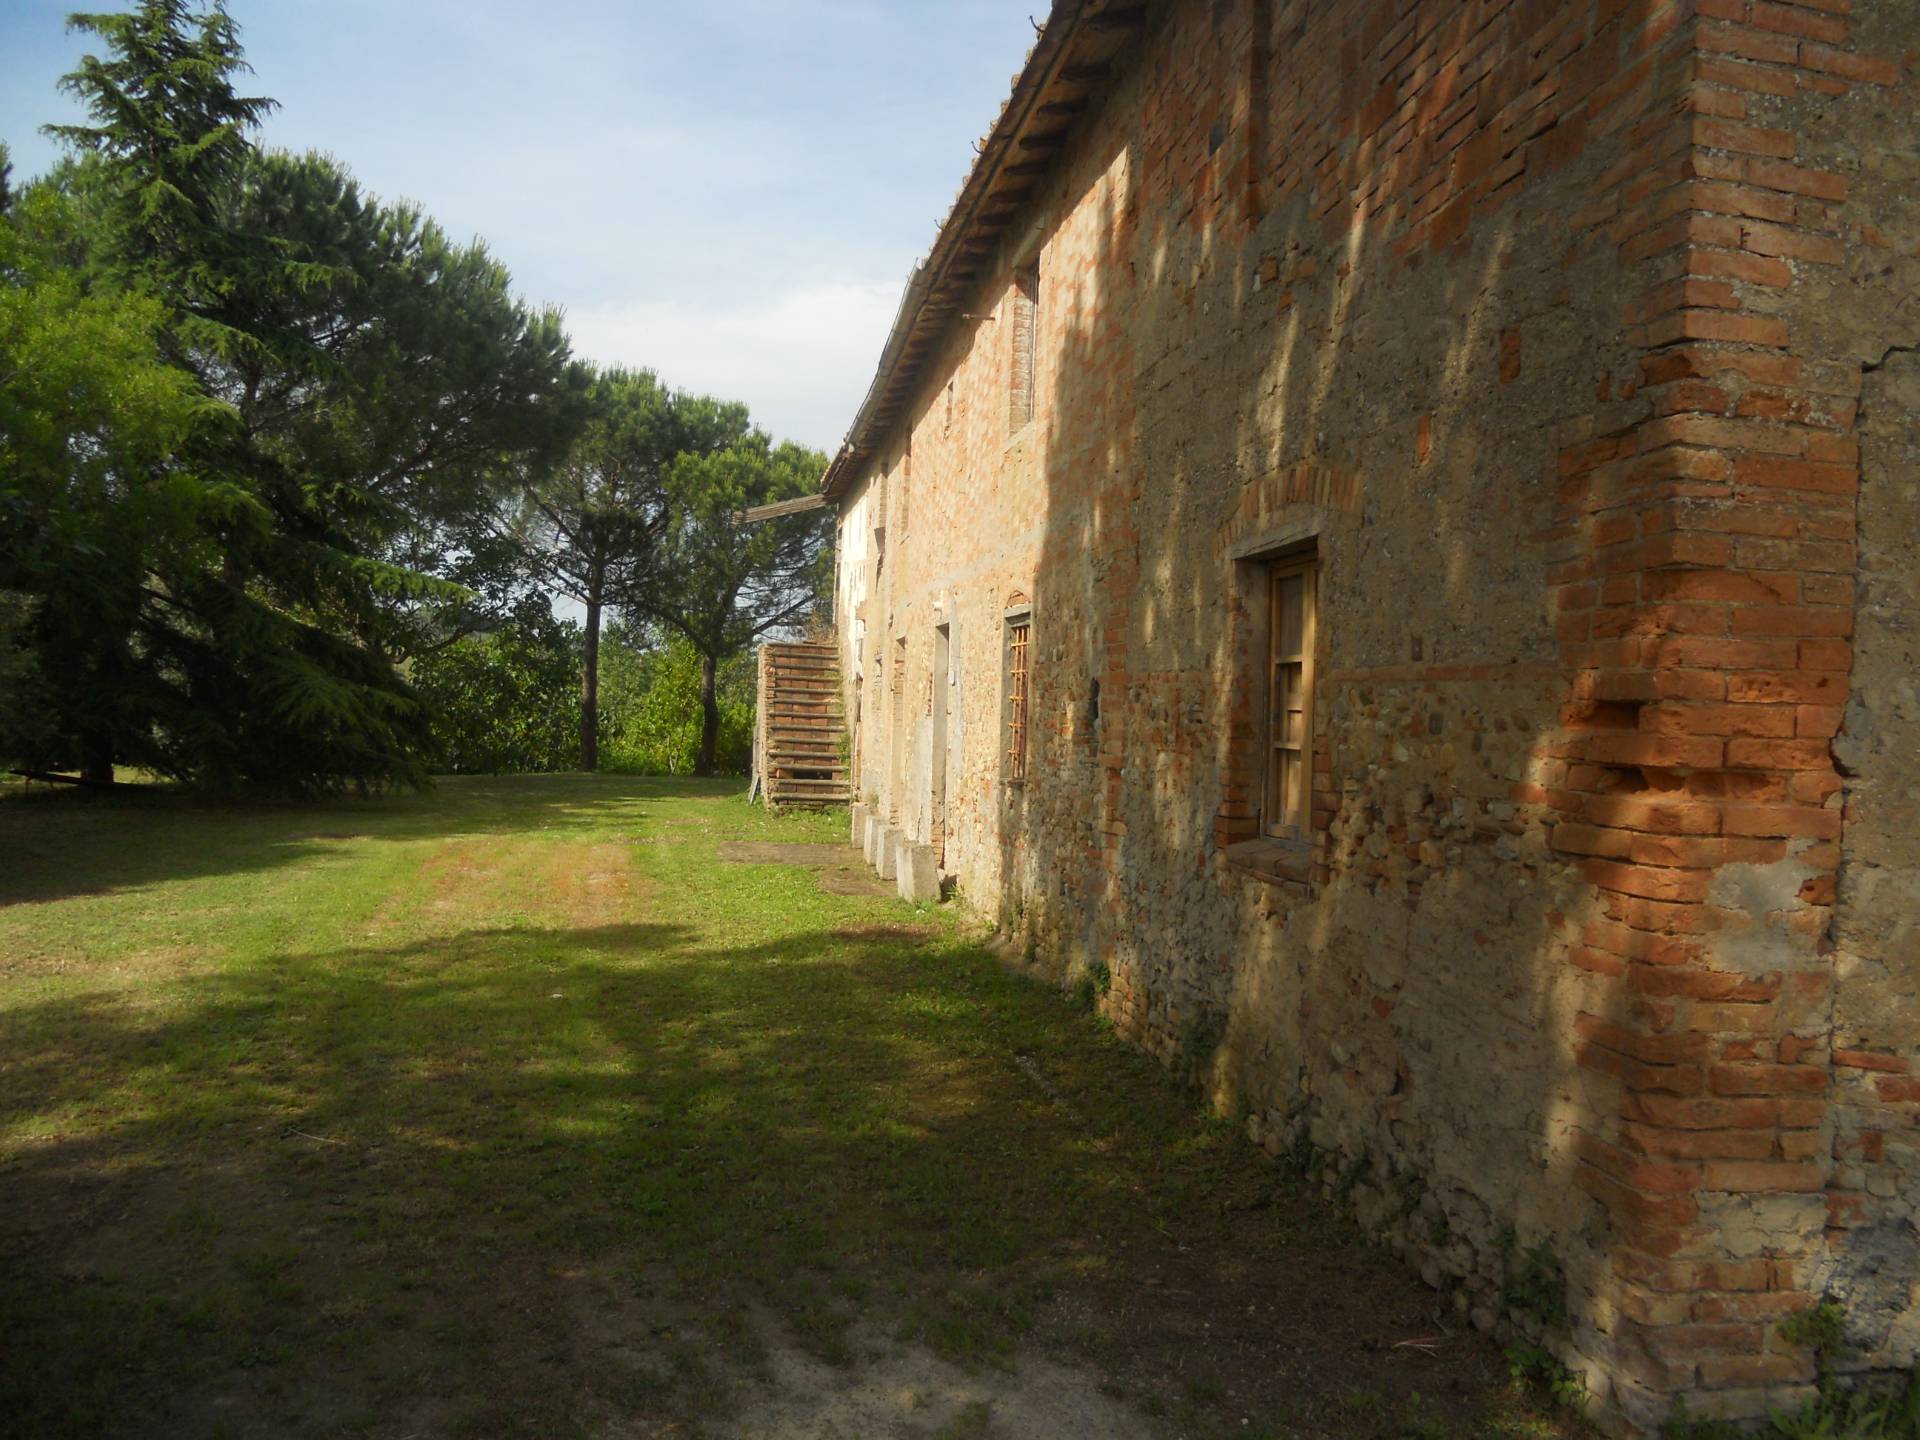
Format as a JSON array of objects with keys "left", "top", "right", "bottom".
[{"left": 0, "top": 1, "right": 1038, "bottom": 451}]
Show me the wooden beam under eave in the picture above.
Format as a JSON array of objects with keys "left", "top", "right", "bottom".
[
  {"left": 1088, "top": 4, "right": 1148, "bottom": 27},
  {"left": 1017, "top": 131, "right": 1069, "bottom": 151},
  {"left": 1059, "top": 61, "right": 1111, "bottom": 82},
  {"left": 1039, "top": 99, "right": 1089, "bottom": 117},
  {"left": 741, "top": 493, "right": 829, "bottom": 524}
]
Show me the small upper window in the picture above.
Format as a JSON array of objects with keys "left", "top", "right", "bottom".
[
  {"left": 1009, "top": 263, "right": 1039, "bottom": 434},
  {"left": 1264, "top": 554, "right": 1317, "bottom": 837}
]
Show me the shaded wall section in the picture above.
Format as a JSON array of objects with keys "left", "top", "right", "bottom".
[
  {"left": 1810, "top": 0, "right": 1920, "bottom": 1377},
  {"left": 831, "top": 0, "right": 1918, "bottom": 1428}
]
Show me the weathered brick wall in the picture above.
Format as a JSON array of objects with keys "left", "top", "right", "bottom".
[
  {"left": 1802, "top": 0, "right": 1920, "bottom": 1384},
  {"left": 1539, "top": 0, "right": 1917, "bottom": 1419},
  {"left": 831, "top": 0, "right": 1918, "bottom": 1429}
]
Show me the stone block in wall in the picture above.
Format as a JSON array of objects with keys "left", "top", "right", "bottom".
[
  {"left": 877, "top": 828, "right": 900, "bottom": 881},
  {"left": 850, "top": 803, "right": 868, "bottom": 849}
]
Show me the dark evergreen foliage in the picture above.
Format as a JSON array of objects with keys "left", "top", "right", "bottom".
[{"left": 4, "top": 2, "right": 587, "bottom": 792}]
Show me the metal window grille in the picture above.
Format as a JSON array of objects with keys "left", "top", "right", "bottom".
[{"left": 1006, "top": 620, "right": 1030, "bottom": 784}]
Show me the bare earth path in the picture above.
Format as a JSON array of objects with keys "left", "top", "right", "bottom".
[{"left": 0, "top": 775, "right": 1580, "bottom": 1439}]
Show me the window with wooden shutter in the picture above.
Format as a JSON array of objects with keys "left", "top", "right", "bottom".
[{"left": 1265, "top": 555, "right": 1316, "bottom": 837}]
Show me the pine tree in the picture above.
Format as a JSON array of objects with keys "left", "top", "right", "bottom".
[
  {"left": 18, "top": 2, "right": 588, "bottom": 792},
  {"left": 511, "top": 372, "right": 746, "bottom": 769},
  {"left": 629, "top": 434, "right": 830, "bottom": 774}
]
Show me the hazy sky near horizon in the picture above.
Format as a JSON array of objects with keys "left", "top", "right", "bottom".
[{"left": 0, "top": 1, "right": 1040, "bottom": 452}]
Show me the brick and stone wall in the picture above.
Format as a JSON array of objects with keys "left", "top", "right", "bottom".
[{"left": 831, "top": 1, "right": 1918, "bottom": 1429}]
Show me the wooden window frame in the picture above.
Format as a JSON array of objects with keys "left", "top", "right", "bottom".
[
  {"left": 1003, "top": 605, "right": 1032, "bottom": 787},
  {"left": 1262, "top": 553, "right": 1317, "bottom": 839}
]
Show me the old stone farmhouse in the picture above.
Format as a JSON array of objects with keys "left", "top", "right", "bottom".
[{"left": 815, "top": 0, "right": 1919, "bottom": 1430}]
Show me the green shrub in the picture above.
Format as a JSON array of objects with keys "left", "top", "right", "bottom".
[
  {"left": 409, "top": 610, "right": 581, "bottom": 774},
  {"left": 599, "top": 632, "right": 752, "bottom": 776}
]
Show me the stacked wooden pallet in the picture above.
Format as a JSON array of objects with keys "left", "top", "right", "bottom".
[{"left": 755, "top": 642, "right": 849, "bottom": 809}]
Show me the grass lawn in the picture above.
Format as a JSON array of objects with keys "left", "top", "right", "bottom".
[{"left": 0, "top": 774, "right": 1585, "bottom": 1439}]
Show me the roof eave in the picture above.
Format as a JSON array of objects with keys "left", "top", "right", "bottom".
[{"left": 819, "top": 0, "right": 1149, "bottom": 502}]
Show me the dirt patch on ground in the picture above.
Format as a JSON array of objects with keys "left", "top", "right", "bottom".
[
  {"left": 540, "top": 841, "right": 641, "bottom": 928},
  {"left": 1032, "top": 1226, "right": 1515, "bottom": 1437},
  {"left": 725, "top": 1326, "right": 1157, "bottom": 1440},
  {"left": 821, "top": 868, "right": 897, "bottom": 898},
  {"left": 718, "top": 842, "right": 850, "bottom": 867},
  {"left": 366, "top": 837, "right": 647, "bottom": 936},
  {"left": 364, "top": 837, "right": 505, "bottom": 935}
]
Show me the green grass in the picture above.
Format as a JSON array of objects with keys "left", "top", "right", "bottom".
[{"left": 0, "top": 774, "right": 1582, "bottom": 1439}]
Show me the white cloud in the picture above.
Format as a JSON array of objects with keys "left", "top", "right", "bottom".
[{"left": 561, "top": 278, "right": 908, "bottom": 454}]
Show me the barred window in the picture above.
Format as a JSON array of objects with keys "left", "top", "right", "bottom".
[
  {"left": 1004, "top": 610, "right": 1031, "bottom": 785},
  {"left": 1265, "top": 555, "right": 1317, "bottom": 836}
]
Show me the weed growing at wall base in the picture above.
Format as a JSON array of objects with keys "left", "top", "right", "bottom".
[
  {"left": 1507, "top": 1342, "right": 1588, "bottom": 1417},
  {"left": 1072, "top": 957, "right": 1112, "bottom": 1012},
  {"left": 1502, "top": 1243, "right": 1571, "bottom": 1333},
  {"left": 1665, "top": 1305, "right": 1918, "bottom": 1439},
  {"left": 1664, "top": 1374, "right": 1920, "bottom": 1440}
]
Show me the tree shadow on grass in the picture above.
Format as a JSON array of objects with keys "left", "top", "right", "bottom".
[
  {"left": 0, "top": 914, "right": 1545, "bottom": 1440},
  {"left": 0, "top": 772, "right": 750, "bottom": 909}
]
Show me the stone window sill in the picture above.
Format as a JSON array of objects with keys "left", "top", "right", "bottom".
[{"left": 1224, "top": 837, "right": 1312, "bottom": 889}]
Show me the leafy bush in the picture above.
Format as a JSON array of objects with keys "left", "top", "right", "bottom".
[
  {"left": 407, "top": 617, "right": 758, "bottom": 778},
  {"left": 599, "top": 631, "right": 753, "bottom": 776},
  {"left": 409, "top": 610, "right": 582, "bottom": 774}
]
